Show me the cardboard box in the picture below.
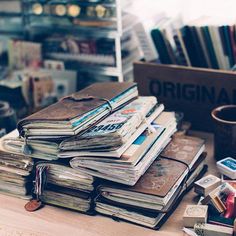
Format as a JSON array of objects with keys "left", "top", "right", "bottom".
[{"left": 134, "top": 62, "right": 236, "bottom": 131}]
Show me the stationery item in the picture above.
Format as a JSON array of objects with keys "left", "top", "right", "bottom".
[
  {"left": 221, "top": 175, "right": 236, "bottom": 184},
  {"left": 17, "top": 82, "right": 138, "bottom": 139},
  {"left": 194, "top": 175, "right": 221, "bottom": 196},
  {"left": 0, "top": 134, "right": 33, "bottom": 199},
  {"left": 36, "top": 162, "right": 95, "bottom": 193},
  {"left": 70, "top": 111, "right": 177, "bottom": 186},
  {"left": 201, "top": 182, "right": 236, "bottom": 213},
  {"left": 211, "top": 105, "right": 236, "bottom": 160},
  {"left": 60, "top": 96, "right": 157, "bottom": 151},
  {"left": 224, "top": 193, "right": 235, "bottom": 218},
  {"left": 194, "top": 223, "right": 233, "bottom": 236},
  {"left": 183, "top": 205, "right": 208, "bottom": 227},
  {"left": 208, "top": 213, "right": 234, "bottom": 228},
  {"left": 40, "top": 187, "right": 92, "bottom": 213},
  {"left": 33, "top": 162, "right": 95, "bottom": 214},
  {"left": 217, "top": 157, "right": 236, "bottom": 179},
  {"left": 2, "top": 129, "right": 59, "bottom": 160},
  {"left": 95, "top": 153, "right": 207, "bottom": 229},
  {"left": 59, "top": 103, "right": 164, "bottom": 158},
  {"left": 97, "top": 136, "right": 205, "bottom": 209}
]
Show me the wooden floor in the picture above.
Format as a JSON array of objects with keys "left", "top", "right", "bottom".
[{"left": 0, "top": 132, "right": 217, "bottom": 236}]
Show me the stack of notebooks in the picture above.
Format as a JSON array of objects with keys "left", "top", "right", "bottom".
[
  {"left": 17, "top": 82, "right": 138, "bottom": 139},
  {"left": 151, "top": 16, "right": 236, "bottom": 70},
  {"left": 3, "top": 82, "right": 138, "bottom": 160},
  {"left": 69, "top": 111, "right": 176, "bottom": 185},
  {"left": 34, "top": 162, "right": 95, "bottom": 214},
  {"left": 1, "top": 82, "right": 138, "bottom": 213},
  {"left": 0, "top": 81, "right": 208, "bottom": 230},
  {"left": 0, "top": 135, "right": 33, "bottom": 199},
  {"left": 95, "top": 135, "right": 207, "bottom": 229}
]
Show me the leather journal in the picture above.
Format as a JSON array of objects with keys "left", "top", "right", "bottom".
[
  {"left": 17, "top": 82, "right": 138, "bottom": 139},
  {"left": 95, "top": 135, "right": 207, "bottom": 229}
]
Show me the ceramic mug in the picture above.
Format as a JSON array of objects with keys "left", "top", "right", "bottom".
[{"left": 211, "top": 105, "right": 236, "bottom": 161}]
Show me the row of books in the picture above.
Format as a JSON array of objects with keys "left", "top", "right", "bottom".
[
  {"left": 0, "top": 82, "right": 207, "bottom": 229},
  {"left": 151, "top": 16, "right": 236, "bottom": 70},
  {"left": 42, "top": 31, "right": 141, "bottom": 67},
  {"left": 5, "top": 30, "right": 141, "bottom": 71}
]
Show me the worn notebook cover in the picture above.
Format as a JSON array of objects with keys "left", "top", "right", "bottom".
[
  {"left": 18, "top": 82, "right": 137, "bottom": 129},
  {"left": 60, "top": 96, "right": 157, "bottom": 151},
  {"left": 40, "top": 184, "right": 95, "bottom": 214},
  {"left": 103, "top": 135, "right": 204, "bottom": 198},
  {"left": 95, "top": 162, "right": 208, "bottom": 230},
  {"left": 0, "top": 150, "right": 33, "bottom": 176}
]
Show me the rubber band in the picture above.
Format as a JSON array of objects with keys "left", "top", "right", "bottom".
[
  {"left": 153, "top": 155, "right": 191, "bottom": 214},
  {"left": 61, "top": 94, "right": 113, "bottom": 114},
  {"left": 34, "top": 165, "right": 49, "bottom": 200}
]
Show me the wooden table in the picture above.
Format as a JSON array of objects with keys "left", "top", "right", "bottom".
[{"left": 0, "top": 132, "right": 217, "bottom": 236}]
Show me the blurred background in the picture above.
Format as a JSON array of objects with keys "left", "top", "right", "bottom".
[{"left": 0, "top": 0, "right": 236, "bottom": 135}]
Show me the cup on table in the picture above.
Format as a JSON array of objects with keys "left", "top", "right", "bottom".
[{"left": 211, "top": 105, "right": 236, "bottom": 161}]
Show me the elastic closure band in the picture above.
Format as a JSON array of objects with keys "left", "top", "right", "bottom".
[
  {"left": 61, "top": 94, "right": 113, "bottom": 114},
  {"left": 34, "top": 165, "right": 49, "bottom": 200},
  {"left": 157, "top": 156, "right": 191, "bottom": 213}
]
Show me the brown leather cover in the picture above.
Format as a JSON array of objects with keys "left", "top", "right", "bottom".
[
  {"left": 18, "top": 82, "right": 136, "bottom": 126},
  {"left": 103, "top": 135, "right": 205, "bottom": 198},
  {"left": 131, "top": 136, "right": 204, "bottom": 197}
]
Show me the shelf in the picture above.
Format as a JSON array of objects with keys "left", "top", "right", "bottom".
[
  {"left": 26, "top": 24, "right": 120, "bottom": 38},
  {"left": 20, "top": 0, "right": 137, "bottom": 82},
  {"left": 25, "top": 17, "right": 139, "bottom": 39},
  {"left": 25, "top": 13, "right": 117, "bottom": 22},
  {"left": 46, "top": 52, "right": 115, "bottom": 66},
  {"left": 66, "top": 54, "right": 141, "bottom": 77},
  {"left": 0, "top": 12, "right": 22, "bottom": 17},
  {"left": 23, "top": 0, "right": 116, "bottom": 7},
  {"left": 0, "top": 30, "right": 23, "bottom": 35}
]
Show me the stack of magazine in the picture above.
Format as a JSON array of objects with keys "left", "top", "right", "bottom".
[{"left": 0, "top": 134, "right": 33, "bottom": 199}]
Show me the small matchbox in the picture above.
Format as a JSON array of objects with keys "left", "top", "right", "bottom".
[
  {"left": 194, "top": 223, "right": 233, "bottom": 236},
  {"left": 217, "top": 157, "right": 236, "bottom": 180},
  {"left": 194, "top": 174, "right": 221, "bottom": 196},
  {"left": 183, "top": 205, "right": 208, "bottom": 228}
]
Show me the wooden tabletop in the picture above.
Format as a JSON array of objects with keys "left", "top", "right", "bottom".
[{"left": 0, "top": 132, "right": 216, "bottom": 236}]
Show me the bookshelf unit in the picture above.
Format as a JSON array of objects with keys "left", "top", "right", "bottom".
[{"left": 21, "top": 0, "right": 142, "bottom": 83}]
